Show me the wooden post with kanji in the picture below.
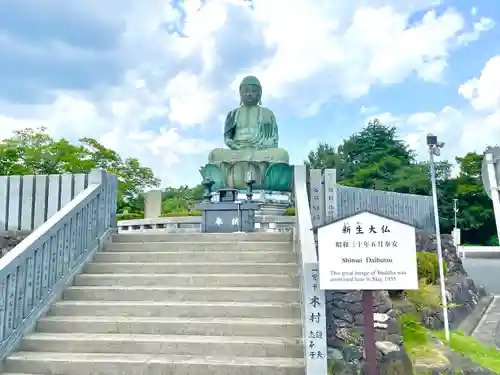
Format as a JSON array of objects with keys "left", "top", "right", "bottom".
[
  {"left": 315, "top": 211, "right": 419, "bottom": 375},
  {"left": 303, "top": 263, "right": 327, "bottom": 373}
]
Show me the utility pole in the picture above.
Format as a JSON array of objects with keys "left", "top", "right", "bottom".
[
  {"left": 453, "top": 199, "right": 458, "bottom": 228},
  {"left": 427, "top": 133, "right": 450, "bottom": 342}
]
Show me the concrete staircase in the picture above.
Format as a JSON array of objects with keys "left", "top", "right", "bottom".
[{"left": 3, "top": 232, "right": 305, "bottom": 375}]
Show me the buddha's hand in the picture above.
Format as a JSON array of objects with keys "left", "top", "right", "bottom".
[{"left": 261, "top": 123, "right": 273, "bottom": 139}]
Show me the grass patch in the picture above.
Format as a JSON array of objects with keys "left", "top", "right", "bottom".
[
  {"left": 434, "top": 331, "right": 500, "bottom": 372},
  {"left": 401, "top": 316, "right": 500, "bottom": 373},
  {"left": 399, "top": 313, "right": 449, "bottom": 368}
]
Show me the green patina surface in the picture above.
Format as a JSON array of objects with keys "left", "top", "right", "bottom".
[{"left": 200, "top": 76, "right": 292, "bottom": 191}]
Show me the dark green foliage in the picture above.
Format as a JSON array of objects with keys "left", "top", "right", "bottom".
[
  {"left": 306, "top": 120, "right": 495, "bottom": 245},
  {"left": 116, "top": 212, "right": 144, "bottom": 221},
  {"left": 0, "top": 127, "right": 160, "bottom": 216},
  {"left": 162, "top": 210, "right": 202, "bottom": 217}
]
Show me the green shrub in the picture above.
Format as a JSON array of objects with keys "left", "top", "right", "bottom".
[
  {"left": 435, "top": 330, "right": 500, "bottom": 373},
  {"left": 399, "top": 313, "right": 429, "bottom": 347},
  {"left": 283, "top": 207, "right": 296, "bottom": 216},
  {"left": 487, "top": 234, "right": 499, "bottom": 246},
  {"left": 416, "top": 252, "right": 447, "bottom": 284},
  {"left": 163, "top": 210, "right": 201, "bottom": 217},
  {"left": 405, "top": 279, "right": 443, "bottom": 312},
  {"left": 117, "top": 212, "right": 144, "bottom": 221}
]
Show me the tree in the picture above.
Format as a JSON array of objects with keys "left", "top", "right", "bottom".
[
  {"left": 161, "top": 184, "right": 204, "bottom": 214},
  {"left": 338, "top": 119, "right": 415, "bottom": 177},
  {"left": 0, "top": 127, "right": 160, "bottom": 214},
  {"left": 304, "top": 119, "right": 495, "bottom": 244},
  {"left": 306, "top": 143, "right": 338, "bottom": 171},
  {"left": 306, "top": 119, "right": 430, "bottom": 192},
  {"left": 444, "top": 152, "right": 494, "bottom": 244}
]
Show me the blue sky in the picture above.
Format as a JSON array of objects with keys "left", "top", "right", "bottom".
[{"left": 0, "top": 0, "right": 499, "bottom": 186}]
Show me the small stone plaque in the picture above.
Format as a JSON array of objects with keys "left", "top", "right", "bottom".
[{"left": 196, "top": 202, "right": 260, "bottom": 233}]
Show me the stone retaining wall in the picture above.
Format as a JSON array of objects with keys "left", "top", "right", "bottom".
[
  {"left": 416, "top": 231, "right": 488, "bottom": 330},
  {"left": 0, "top": 231, "right": 30, "bottom": 258}
]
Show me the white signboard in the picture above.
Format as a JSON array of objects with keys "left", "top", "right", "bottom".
[{"left": 317, "top": 211, "right": 418, "bottom": 290}]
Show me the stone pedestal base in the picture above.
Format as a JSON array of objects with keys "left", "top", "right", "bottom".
[{"left": 196, "top": 202, "right": 260, "bottom": 233}]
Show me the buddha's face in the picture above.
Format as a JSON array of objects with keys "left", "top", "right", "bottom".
[{"left": 240, "top": 84, "right": 260, "bottom": 105}]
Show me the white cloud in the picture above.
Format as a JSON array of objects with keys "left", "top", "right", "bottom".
[
  {"left": 360, "top": 105, "right": 378, "bottom": 114},
  {"left": 166, "top": 72, "right": 218, "bottom": 127},
  {"left": 376, "top": 56, "right": 500, "bottom": 162},
  {"left": 249, "top": 2, "right": 493, "bottom": 108},
  {"left": 366, "top": 112, "right": 400, "bottom": 125},
  {"left": 0, "top": 0, "right": 494, "bottom": 186},
  {"left": 458, "top": 56, "right": 500, "bottom": 112},
  {"left": 457, "top": 17, "right": 496, "bottom": 46}
]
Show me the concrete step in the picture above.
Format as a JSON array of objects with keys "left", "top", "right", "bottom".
[
  {"left": 105, "top": 241, "right": 292, "bottom": 252},
  {"left": 20, "top": 333, "right": 302, "bottom": 358},
  {"left": 63, "top": 286, "right": 301, "bottom": 303},
  {"left": 112, "top": 232, "right": 292, "bottom": 243},
  {"left": 48, "top": 301, "right": 301, "bottom": 319},
  {"left": 93, "top": 251, "right": 296, "bottom": 263},
  {"left": 73, "top": 273, "right": 299, "bottom": 287},
  {"left": 83, "top": 262, "right": 298, "bottom": 274},
  {"left": 36, "top": 316, "right": 303, "bottom": 337},
  {"left": 5, "top": 352, "right": 305, "bottom": 375}
]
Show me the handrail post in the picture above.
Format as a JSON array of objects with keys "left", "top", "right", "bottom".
[
  {"left": 89, "top": 169, "right": 107, "bottom": 234},
  {"left": 293, "top": 165, "right": 327, "bottom": 374}
]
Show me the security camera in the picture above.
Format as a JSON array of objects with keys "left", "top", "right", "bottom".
[
  {"left": 437, "top": 141, "right": 445, "bottom": 148},
  {"left": 426, "top": 133, "right": 438, "bottom": 146}
]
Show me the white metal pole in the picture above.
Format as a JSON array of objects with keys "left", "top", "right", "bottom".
[
  {"left": 453, "top": 199, "right": 458, "bottom": 229},
  {"left": 485, "top": 153, "right": 500, "bottom": 240},
  {"left": 237, "top": 201, "right": 243, "bottom": 233},
  {"left": 429, "top": 148, "right": 450, "bottom": 342}
]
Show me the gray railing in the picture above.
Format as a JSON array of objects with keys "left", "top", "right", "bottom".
[
  {"left": 0, "top": 169, "right": 117, "bottom": 358},
  {"left": 117, "top": 215, "right": 295, "bottom": 233},
  {"left": 0, "top": 173, "right": 92, "bottom": 232},
  {"left": 293, "top": 165, "right": 327, "bottom": 374},
  {"left": 309, "top": 168, "right": 434, "bottom": 232}
]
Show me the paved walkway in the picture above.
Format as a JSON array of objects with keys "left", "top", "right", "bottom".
[
  {"left": 462, "top": 259, "right": 500, "bottom": 295},
  {"left": 472, "top": 296, "right": 500, "bottom": 347}
]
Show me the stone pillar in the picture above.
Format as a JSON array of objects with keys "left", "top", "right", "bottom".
[
  {"left": 324, "top": 168, "right": 337, "bottom": 224},
  {"left": 144, "top": 190, "right": 162, "bottom": 218},
  {"left": 309, "top": 169, "right": 324, "bottom": 227}
]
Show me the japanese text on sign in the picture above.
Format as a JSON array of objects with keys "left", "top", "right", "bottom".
[
  {"left": 324, "top": 169, "right": 336, "bottom": 222},
  {"left": 342, "top": 222, "right": 391, "bottom": 235},
  {"left": 307, "top": 268, "right": 325, "bottom": 360},
  {"left": 335, "top": 240, "right": 398, "bottom": 248},
  {"left": 309, "top": 169, "right": 324, "bottom": 226}
]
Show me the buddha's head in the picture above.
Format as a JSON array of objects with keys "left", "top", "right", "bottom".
[{"left": 239, "top": 76, "right": 262, "bottom": 106}]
